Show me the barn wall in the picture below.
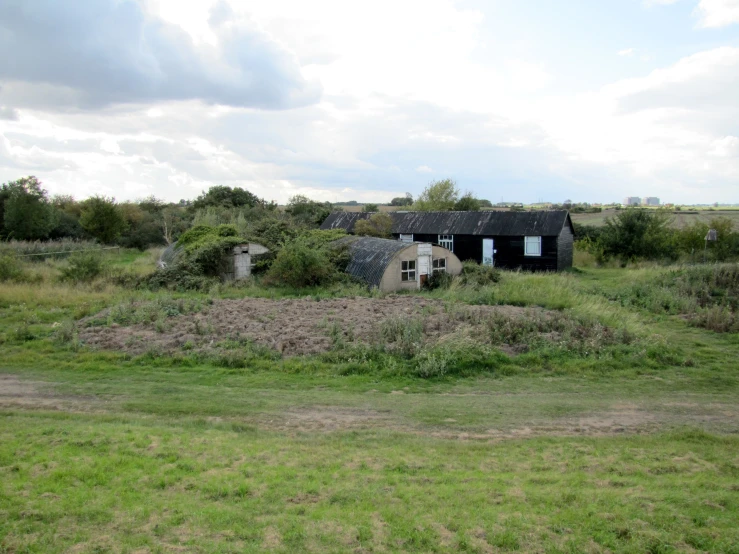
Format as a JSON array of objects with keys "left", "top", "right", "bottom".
[
  {"left": 391, "top": 233, "right": 559, "bottom": 271},
  {"left": 557, "top": 225, "right": 574, "bottom": 271}
]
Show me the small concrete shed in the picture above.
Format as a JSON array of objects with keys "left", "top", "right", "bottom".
[
  {"left": 158, "top": 242, "right": 270, "bottom": 281},
  {"left": 223, "top": 243, "right": 270, "bottom": 280},
  {"left": 336, "top": 236, "right": 462, "bottom": 292}
]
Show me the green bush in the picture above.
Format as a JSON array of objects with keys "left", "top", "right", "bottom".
[
  {"left": 424, "top": 271, "right": 454, "bottom": 290},
  {"left": 265, "top": 240, "right": 335, "bottom": 288},
  {"left": 597, "top": 208, "right": 677, "bottom": 262},
  {"left": 460, "top": 261, "right": 501, "bottom": 286},
  {"left": 264, "top": 230, "right": 349, "bottom": 288},
  {"left": 147, "top": 260, "right": 218, "bottom": 291},
  {"left": 59, "top": 251, "right": 106, "bottom": 282},
  {"left": 0, "top": 251, "right": 26, "bottom": 282}
]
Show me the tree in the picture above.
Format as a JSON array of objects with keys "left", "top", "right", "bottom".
[
  {"left": 138, "top": 195, "right": 166, "bottom": 214},
  {"left": 453, "top": 192, "right": 482, "bottom": 211},
  {"left": 192, "top": 186, "right": 263, "bottom": 210},
  {"left": 354, "top": 213, "right": 393, "bottom": 238},
  {"left": 598, "top": 208, "right": 676, "bottom": 262},
  {"left": 1, "top": 176, "right": 54, "bottom": 240},
  {"left": 390, "top": 193, "right": 413, "bottom": 207},
  {"left": 160, "top": 206, "right": 190, "bottom": 245},
  {"left": 413, "top": 179, "right": 459, "bottom": 211},
  {"left": 478, "top": 199, "right": 493, "bottom": 208},
  {"left": 80, "top": 196, "right": 126, "bottom": 244},
  {"left": 362, "top": 203, "right": 379, "bottom": 213},
  {"left": 285, "top": 195, "right": 332, "bottom": 226}
]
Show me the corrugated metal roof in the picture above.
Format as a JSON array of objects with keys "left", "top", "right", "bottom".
[
  {"left": 334, "top": 236, "right": 411, "bottom": 287},
  {"left": 321, "top": 210, "right": 573, "bottom": 236}
]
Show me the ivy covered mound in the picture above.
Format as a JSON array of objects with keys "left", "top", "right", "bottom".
[{"left": 151, "top": 224, "right": 350, "bottom": 290}]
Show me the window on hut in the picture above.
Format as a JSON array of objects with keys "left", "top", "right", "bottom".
[
  {"left": 401, "top": 260, "right": 416, "bottom": 281},
  {"left": 524, "top": 236, "right": 542, "bottom": 256},
  {"left": 432, "top": 258, "right": 446, "bottom": 274},
  {"left": 399, "top": 234, "right": 414, "bottom": 243},
  {"left": 437, "top": 234, "right": 453, "bottom": 251}
]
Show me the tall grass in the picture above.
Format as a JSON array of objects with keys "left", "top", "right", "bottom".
[
  {"left": 0, "top": 239, "right": 102, "bottom": 258},
  {"left": 433, "top": 272, "right": 647, "bottom": 337},
  {"left": 600, "top": 263, "right": 739, "bottom": 332}
]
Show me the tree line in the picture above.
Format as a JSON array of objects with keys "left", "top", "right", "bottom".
[{"left": 0, "top": 177, "right": 335, "bottom": 249}]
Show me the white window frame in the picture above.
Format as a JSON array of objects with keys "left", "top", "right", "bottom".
[
  {"left": 401, "top": 260, "right": 416, "bottom": 281},
  {"left": 432, "top": 258, "right": 446, "bottom": 274},
  {"left": 524, "top": 236, "right": 542, "bottom": 257},
  {"left": 399, "top": 234, "right": 414, "bottom": 243},
  {"left": 437, "top": 234, "right": 454, "bottom": 251}
]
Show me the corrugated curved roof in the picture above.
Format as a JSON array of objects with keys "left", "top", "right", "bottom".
[
  {"left": 335, "top": 236, "right": 412, "bottom": 288},
  {"left": 321, "top": 210, "right": 573, "bottom": 236}
]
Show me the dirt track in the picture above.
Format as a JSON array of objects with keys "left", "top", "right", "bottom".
[
  {"left": 78, "top": 296, "right": 533, "bottom": 357},
  {"left": 3, "top": 374, "right": 737, "bottom": 439}
]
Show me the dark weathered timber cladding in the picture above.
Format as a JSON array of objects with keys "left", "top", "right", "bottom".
[
  {"left": 321, "top": 210, "right": 573, "bottom": 236},
  {"left": 557, "top": 224, "right": 574, "bottom": 271},
  {"left": 334, "top": 236, "right": 410, "bottom": 287}
]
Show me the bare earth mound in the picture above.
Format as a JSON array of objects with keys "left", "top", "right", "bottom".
[{"left": 78, "top": 296, "right": 537, "bottom": 357}]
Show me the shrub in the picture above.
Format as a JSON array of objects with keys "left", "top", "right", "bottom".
[
  {"left": 414, "top": 348, "right": 452, "bottom": 378},
  {"left": 265, "top": 240, "right": 334, "bottom": 288},
  {"left": 424, "top": 271, "right": 454, "bottom": 290},
  {"left": 597, "top": 208, "right": 677, "bottom": 262},
  {"left": 0, "top": 251, "right": 26, "bottom": 282},
  {"left": 265, "top": 231, "right": 349, "bottom": 288},
  {"left": 59, "top": 251, "right": 106, "bottom": 282},
  {"left": 354, "top": 213, "right": 392, "bottom": 238},
  {"left": 460, "top": 261, "right": 500, "bottom": 286}
]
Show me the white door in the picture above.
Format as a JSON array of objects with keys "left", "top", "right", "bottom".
[
  {"left": 482, "top": 239, "right": 494, "bottom": 266},
  {"left": 418, "top": 255, "right": 430, "bottom": 276}
]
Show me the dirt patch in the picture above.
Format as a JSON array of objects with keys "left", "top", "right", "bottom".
[
  {"left": 78, "top": 296, "right": 540, "bottom": 357},
  {"left": 0, "top": 374, "right": 99, "bottom": 412},
  {"left": 264, "top": 407, "right": 395, "bottom": 432}
]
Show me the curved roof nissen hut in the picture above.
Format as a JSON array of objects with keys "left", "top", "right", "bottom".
[{"left": 336, "top": 236, "right": 462, "bottom": 292}]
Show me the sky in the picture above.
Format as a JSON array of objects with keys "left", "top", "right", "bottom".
[{"left": 0, "top": 0, "right": 738, "bottom": 205}]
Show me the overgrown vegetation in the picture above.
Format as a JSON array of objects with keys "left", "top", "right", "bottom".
[
  {"left": 602, "top": 263, "right": 739, "bottom": 332},
  {"left": 576, "top": 209, "right": 739, "bottom": 263},
  {"left": 354, "top": 212, "right": 393, "bottom": 238},
  {"left": 265, "top": 230, "right": 349, "bottom": 288}
]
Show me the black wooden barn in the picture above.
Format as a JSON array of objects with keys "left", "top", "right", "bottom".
[{"left": 320, "top": 210, "right": 575, "bottom": 271}]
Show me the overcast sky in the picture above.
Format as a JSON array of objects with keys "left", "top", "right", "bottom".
[{"left": 1, "top": 0, "right": 738, "bottom": 204}]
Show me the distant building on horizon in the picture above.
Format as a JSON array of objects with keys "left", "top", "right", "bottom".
[
  {"left": 623, "top": 196, "right": 640, "bottom": 206},
  {"left": 642, "top": 197, "right": 660, "bottom": 206}
]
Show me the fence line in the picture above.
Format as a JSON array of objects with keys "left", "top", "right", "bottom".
[{"left": 14, "top": 246, "right": 121, "bottom": 258}]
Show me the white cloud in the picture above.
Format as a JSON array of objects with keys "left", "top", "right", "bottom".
[
  {"left": 0, "top": 0, "right": 319, "bottom": 110},
  {"left": 696, "top": 0, "right": 739, "bottom": 27},
  {"left": 618, "top": 48, "right": 636, "bottom": 56},
  {"left": 416, "top": 165, "right": 433, "bottom": 173}
]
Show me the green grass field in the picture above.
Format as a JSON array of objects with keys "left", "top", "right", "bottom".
[
  {"left": 571, "top": 209, "right": 739, "bottom": 229},
  {"left": 1, "top": 252, "right": 738, "bottom": 553}
]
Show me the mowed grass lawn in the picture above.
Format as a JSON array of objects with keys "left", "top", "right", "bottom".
[{"left": 1, "top": 259, "right": 739, "bottom": 553}]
